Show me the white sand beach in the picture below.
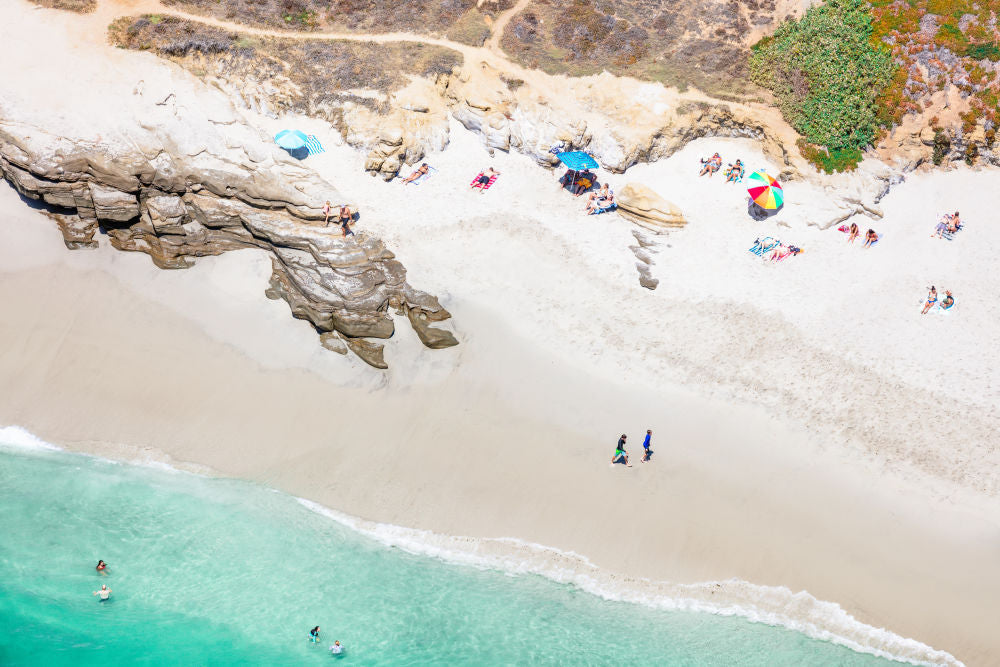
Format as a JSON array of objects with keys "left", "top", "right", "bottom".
[{"left": 2, "top": 2, "right": 999, "bottom": 664}]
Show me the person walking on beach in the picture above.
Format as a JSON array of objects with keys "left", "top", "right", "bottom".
[
  {"left": 96, "top": 560, "right": 108, "bottom": 575},
  {"left": 641, "top": 430, "right": 652, "bottom": 462},
  {"left": 612, "top": 434, "right": 631, "bottom": 466},
  {"left": 309, "top": 626, "right": 320, "bottom": 643},
  {"left": 93, "top": 584, "right": 111, "bottom": 602}
]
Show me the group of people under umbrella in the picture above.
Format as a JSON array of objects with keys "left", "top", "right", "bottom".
[{"left": 556, "top": 148, "right": 786, "bottom": 220}]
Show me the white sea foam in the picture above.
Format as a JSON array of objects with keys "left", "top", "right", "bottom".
[
  {"left": 0, "top": 425, "right": 960, "bottom": 666},
  {"left": 0, "top": 425, "right": 61, "bottom": 451},
  {"left": 296, "top": 497, "right": 961, "bottom": 667}
]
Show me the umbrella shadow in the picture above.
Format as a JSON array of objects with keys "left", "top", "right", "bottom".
[
  {"left": 748, "top": 199, "right": 783, "bottom": 220},
  {"left": 281, "top": 146, "right": 309, "bottom": 160}
]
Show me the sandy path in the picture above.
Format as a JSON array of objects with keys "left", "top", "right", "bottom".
[
  {"left": 485, "top": 0, "right": 531, "bottom": 51},
  {"left": 90, "top": 0, "right": 797, "bottom": 141}
]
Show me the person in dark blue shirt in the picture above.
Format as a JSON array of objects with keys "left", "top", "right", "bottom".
[{"left": 641, "top": 430, "right": 653, "bottom": 462}]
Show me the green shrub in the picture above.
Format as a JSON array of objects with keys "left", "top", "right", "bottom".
[
  {"left": 796, "top": 139, "right": 862, "bottom": 173},
  {"left": 966, "top": 42, "right": 1000, "bottom": 61},
  {"left": 750, "top": 0, "right": 896, "bottom": 170},
  {"left": 932, "top": 128, "right": 951, "bottom": 165}
]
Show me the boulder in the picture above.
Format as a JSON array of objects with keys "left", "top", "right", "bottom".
[{"left": 616, "top": 183, "right": 687, "bottom": 233}]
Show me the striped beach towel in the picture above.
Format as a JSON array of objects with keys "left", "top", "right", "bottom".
[
  {"left": 305, "top": 135, "right": 325, "bottom": 155},
  {"left": 471, "top": 173, "right": 498, "bottom": 191},
  {"left": 749, "top": 236, "right": 780, "bottom": 257}
]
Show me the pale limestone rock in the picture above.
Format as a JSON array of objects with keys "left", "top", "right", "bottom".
[{"left": 617, "top": 183, "right": 687, "bottom": 233}]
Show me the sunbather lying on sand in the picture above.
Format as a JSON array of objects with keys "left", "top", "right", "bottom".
[
  {"left": 699, "top": 153, "right": 722, "bottom": 177},
  {"left": 940, "top": 290, "right": 955, "bottom": 310},
  {"left": 725, "top": 159, "right": 744, "bottom": 182},
  {"left": 921, "top": 286, "right": 937, "bottom": 314},
  {"left": 401, "top": 163, "right": 430, "bottom": 184},
  {"left": 767, "top": 243, "right": 802, "bottom": 262},
  {"left": 471, "top": 167, "right": 500, "bottom": 194}
]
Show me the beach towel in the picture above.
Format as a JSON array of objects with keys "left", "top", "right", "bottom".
[
  {"left": 935, "top": 301, "right": 956, "bottom": 315},
  {"left": 471, "top": 173, "right": 498, "bottom": 191},
  {"left": 774, "top": 245, "right": 803, "bottom": 262},
  {"left": 404, "top": 166, "right": 437, "bottom": 185},
  {"left": 749, "top": 236, "right": 780, "bottom": 257},
  {"left": 942, "top": 223, "right": 964, "bottom": 241},
  {"left": 589, "top": 202, "right": 618, "bottom": 215},
  {"left": 305, "top": 135, "right": 326, "bottom": 156}
]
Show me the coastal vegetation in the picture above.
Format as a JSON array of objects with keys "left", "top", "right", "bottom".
[
  {"left": 869, "top": 0, "right": 1000, "bottom": 132},
  {"left": 160, "top": 0, "right": 513, "bottom": 35},
  {"left": 500, "top": 0, "right": 784, "bottom": 99},
  {"left": 749, "top": 0, "right": 897, "bottom": 172},
  {"left": 26, "top": 0, "right": 95, "bottom": 11},
  {"left": 109, "top": 15, "right": 462, "bottom": 112}
]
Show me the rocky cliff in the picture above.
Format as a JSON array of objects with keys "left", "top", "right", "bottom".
[{"left": 0, "top": 109, "right": 456, "bottom": 369}]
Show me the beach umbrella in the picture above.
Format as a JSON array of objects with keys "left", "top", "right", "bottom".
[
  {"left": 555, "top": 151, "right": 599, "bottom": 171},
  {"left": 746, "top": 170, "right": 784, "bottom": 210},
  {"left": 274, "top": 129, "right": 309, "bottom": 151}
]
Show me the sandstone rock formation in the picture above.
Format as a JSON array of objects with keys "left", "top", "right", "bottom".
[
  {"left": 616, "top": 183, "right": 687, "bottom": 233},
  {"left": 0, "top": 117, "right": 457, "bottom": 368}
]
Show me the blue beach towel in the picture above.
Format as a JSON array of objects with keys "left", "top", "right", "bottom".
[
  {"left": 589, "top": 202, "right": 618, "bottom": 215},
  {"left": 305, "top": 135, "right": 326, "bottom": 155},
  {"left": 749, "top": 236, "right": 780, "bottom": 257},
  {"left": 942, "top": 224, "right": 964, "bottom": 241}
]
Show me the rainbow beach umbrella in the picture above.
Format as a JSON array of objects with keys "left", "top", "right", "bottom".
[{"left": 747, "top": 171, "right": 784, "bottom": 210}]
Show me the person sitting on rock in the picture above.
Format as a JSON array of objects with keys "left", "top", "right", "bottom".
[
  {"left": 401, "top": 163, "right": 430, "bottom": 185},
  {"left": 699, "top": 153, "right": 722, "bottom": 177}
]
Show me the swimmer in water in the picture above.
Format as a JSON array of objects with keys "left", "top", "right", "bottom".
[
  {"left": 96, "top": 560, "right": 108, "bottom": 575},
  {"left": 93, "top": 584, "right": 111, "bottom": 601},
  {"left": 309, "top": 626, "right": 320, "bottom": 643},
  {"left": 330, "top": 640, "right": 343, "bottom": 655}
]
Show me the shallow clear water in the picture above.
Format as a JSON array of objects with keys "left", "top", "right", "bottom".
[{"left": 0, "top": 443, "right": 904, "bottom": 666}]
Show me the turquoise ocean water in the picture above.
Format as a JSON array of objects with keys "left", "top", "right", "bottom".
[{"left": 0, "top": 438, "right": 910, "bottom": 666}]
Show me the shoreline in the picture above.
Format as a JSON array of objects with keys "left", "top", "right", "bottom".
[
  {"left": 2, "top": 2, "right": 999, "bottom": 664},
  {"left": 1, "top": 178, "right": 997, "bottom": 665},
  {"left": 0, "top": 428, "right": 957, "bottom": 667}
]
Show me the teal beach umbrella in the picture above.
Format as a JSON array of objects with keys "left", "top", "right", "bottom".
[{"left": 274, "top": 130, "right": 309, "bottom": 150}]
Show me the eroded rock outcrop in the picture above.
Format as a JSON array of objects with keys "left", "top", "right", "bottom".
[
  {"left": 616, "top": 183, "right": 687, "bottom": 233},
  {"left": 0, "top": 117, "right": 457, "bottom": 368}
]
